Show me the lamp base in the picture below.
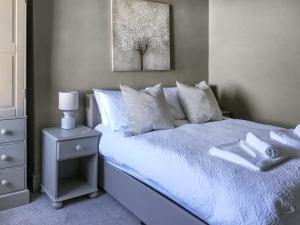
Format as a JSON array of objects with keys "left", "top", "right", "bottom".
[{"left": 61, "top": 111, "right": 76, "bottom": 130}]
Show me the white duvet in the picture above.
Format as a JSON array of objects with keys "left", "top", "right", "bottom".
[{"left": 96, "top": 119, "right": 300, "bottom": 225}]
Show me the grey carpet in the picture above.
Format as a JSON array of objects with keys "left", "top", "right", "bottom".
[{"left": 0, "top": 193, "right": 140, "bottom": 225}]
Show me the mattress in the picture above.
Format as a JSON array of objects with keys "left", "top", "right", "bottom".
[{"left": 95, "top": 119, "right": 300, "bottom": 225}]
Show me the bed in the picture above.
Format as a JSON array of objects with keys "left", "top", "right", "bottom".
[{"left": 86, "top": 94, "right": 300, "bottom": 225}]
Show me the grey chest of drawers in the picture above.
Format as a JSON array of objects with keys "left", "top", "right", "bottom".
[
  {"left": 0, "top": 117, "right": 30, "bottom": 211},
  {"left": 41, "top": 126, "right": 101, "bottom": 209}
]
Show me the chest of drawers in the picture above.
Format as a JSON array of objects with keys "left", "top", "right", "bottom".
[{"left": 0, "top": 117, "right": 29, "bottom": 211}]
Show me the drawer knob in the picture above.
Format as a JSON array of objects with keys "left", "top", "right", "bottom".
[
  {"left": 0, "top": 129, "right": 8, "bottom": 136},
  {"left": 1, "top": 154, "right": 7, "bottom": 161},
  {"left": 75, "top": 145, "right": 83, "bottom": 151},
  {"left": 1, "top": 180, "right": 8, "bottom": 186}
]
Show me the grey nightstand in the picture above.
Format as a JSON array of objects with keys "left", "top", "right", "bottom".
[{"left": 41, "top": 126, "right": 100, "bottom": 209}]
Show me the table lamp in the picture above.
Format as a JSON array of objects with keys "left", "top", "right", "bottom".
[{"left": 59, "top": 91, "right": 79, "bottom": 129}]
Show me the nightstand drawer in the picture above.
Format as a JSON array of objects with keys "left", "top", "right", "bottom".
[
  {"left": 0, "top": 143, "right": 25, "bottom": 169},
  {"left": 0, "top": 119, "right": 25, "bottom": 144},
  {"left": 57, "top": 137, "right": 98, "bottom": 160},
  {"left": 0, "top": 167, "right": 25, "bottom": 195}
]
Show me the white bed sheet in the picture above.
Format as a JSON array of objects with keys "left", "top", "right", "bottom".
[{"left": 95, "top": 119, "right": 300, "bottom": 225}]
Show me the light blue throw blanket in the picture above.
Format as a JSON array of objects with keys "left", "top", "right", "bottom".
[{"left": 97, "top": 119, "right": 300, "bottom": 225}]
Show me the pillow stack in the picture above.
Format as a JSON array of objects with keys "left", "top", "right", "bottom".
[{"left": 94, "top": 81, "right": 223, "bottom": 135}]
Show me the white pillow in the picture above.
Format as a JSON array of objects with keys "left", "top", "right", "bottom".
[
  {"left": 93, "top": 89, "right": 129, "bottom": 131},
  {"left": 163, "top": 87, "right": 186, "bottom": 120},
  {"left": 120, "top": 84, "right": 174, "bottom": 135},
  {"left": 176, "top": 81, "right": 223, "bottom": 124}
]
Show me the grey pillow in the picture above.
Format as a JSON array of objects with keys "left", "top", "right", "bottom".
[
  {"left": 176, "top": 81, "right": 223, "bottom": 124},
  {"left": 120, "top": 84, "right": 174, "bottom": 134},
  {"left": 163, "top": 87, "right": 186, "bottom": 120}
]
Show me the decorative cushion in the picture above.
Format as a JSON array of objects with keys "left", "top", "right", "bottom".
[
  {"left": 93, "top": 89, "right": 129, "bottom": 131},
  {"left": 176, "top": 81, "right": 223, "bottom": 124},
  {"left": 120, "top": 84, "right": 174, "bottom": 134},
  {"left": 163, "top": 87, "right": 186, "bottom": 120}
]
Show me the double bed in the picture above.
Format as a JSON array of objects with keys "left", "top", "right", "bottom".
[{"left": 86, "top": 94, "right": 300, "bottom": 225}]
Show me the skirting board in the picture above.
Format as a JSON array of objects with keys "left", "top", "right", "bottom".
[
  {"left": 98, "top": 158, "right": 207, "bottom": 225},
  {"left": 0, "top": 189, "right": 30, "bottom": 211}
]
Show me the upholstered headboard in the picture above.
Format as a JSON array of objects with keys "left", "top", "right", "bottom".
[{"left": 85, "top": 94, "right": 101, "bottom": 128}]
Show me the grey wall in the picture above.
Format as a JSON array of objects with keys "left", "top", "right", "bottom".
[
  {"left": 28, "top": 0, "right": 209, "bottom": 191},
  {"left": 209, "top": 0, "right": 300, "bottom": 127}
]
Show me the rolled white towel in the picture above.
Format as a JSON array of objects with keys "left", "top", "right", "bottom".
[
  {"left": 293, "top": 124, "right": 300, "bottom": 138},
  {"left": 246, "top": 132, "right": 279, "bottom": 158},
  {"left": 270, "top": 130, "right": 300, "bottom": 150},
  {"left": 240, "top": 140, "right": 257, "bottom": 158}
]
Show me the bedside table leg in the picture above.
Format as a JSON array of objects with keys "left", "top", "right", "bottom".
[
  {"left": 88, "top": 191, "right": 99, "bottom": 199},
  {"left": 52, "top": 201, "right": 63, "bottom": 209}
]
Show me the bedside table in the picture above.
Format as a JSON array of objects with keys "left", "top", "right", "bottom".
[{"left": 41, "top": 126, "right": 101, "bottom": 209}]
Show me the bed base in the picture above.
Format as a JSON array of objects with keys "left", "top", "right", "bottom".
[{"left": 98, "top": 157, "right": 207, "bottom": 225}]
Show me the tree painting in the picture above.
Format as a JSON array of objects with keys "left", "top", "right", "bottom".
[{"left": 112, "top": 0, "right": 170, "bottom": 71}]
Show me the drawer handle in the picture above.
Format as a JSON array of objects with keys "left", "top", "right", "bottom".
[
  {"left": 1, "top": 180, "right": 8, "bottom": 186},
  {"left": 1, "top": 154, "right": 8, "bottom": 161},
  {"left": 0, "top": 129, "right": 8, "bottom": 136},
  {"left": 75, "top": 145, "right": 83, "bottom": 151}
]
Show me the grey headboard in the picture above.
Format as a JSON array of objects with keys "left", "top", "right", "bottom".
[{"left": 86, "top": 94, "right": 101, "bottom": 128}]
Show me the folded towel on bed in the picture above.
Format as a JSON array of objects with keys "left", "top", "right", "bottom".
[
  {"left": 246, "top": 132, "right": 279, "bottom": 158},
  {"left": 293, "top": 124, "right": 300, "bottom": 137},
  {"left": 270, "top": 130, "right": 300, "bottom": 150},
  {"left": 209, "top": 141, "right": 287, "bottom": 171},
  {"left": 240, "top": 140, "right": 257, "bottom": 158}
]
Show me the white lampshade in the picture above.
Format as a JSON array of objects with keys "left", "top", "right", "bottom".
[{"left": 59, "top": 91, "right": 79, "bottom": 111}]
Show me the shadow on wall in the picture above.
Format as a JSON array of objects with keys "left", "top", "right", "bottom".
[
  {"left": 214, "top": 85, "right": 293, "bottom": 128},
  {"left": 169, "top": 5, "right": 175, "bottom": 70},
  {"left": 27, "top": 0, "right": 55, "bottom": 192},
  {"left": 216, "top": 86, "right": 253, "bottom": 121}
]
